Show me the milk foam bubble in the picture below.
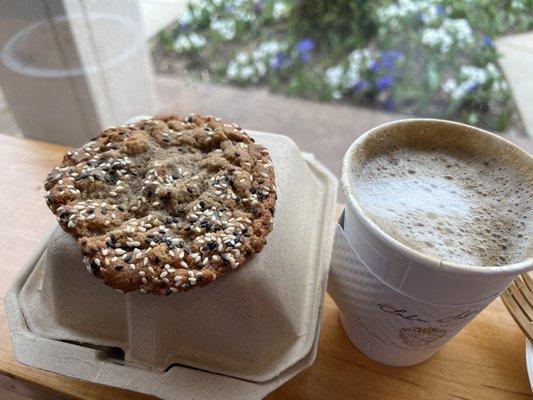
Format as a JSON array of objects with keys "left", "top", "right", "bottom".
[{"left": 354, "top": 146, "right": 532, "bottom": 266}]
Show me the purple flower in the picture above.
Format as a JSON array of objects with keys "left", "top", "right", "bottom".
[
  {"left": 270, "top": 52, "right": 285, "bottom": 70},
  {"left": 354, "top": 80, "right": 370, "bottom": 92},
  {"left": 435, "top": 5, "right": 446, "bottom": 16},
  {"left": 296, "top": 38, "right": 315, "bottom": 61},
  {"left": 370, "top": 60, "right": 381, "bottom": 73},
  {"left": 297, "top": 38, "right": 315, "bottom": 53},
  {"left": 376, "top": 75, "right": 393, "bottom": 91},
  {"left": 483, "top": 36, "right": 494, "bottom": 47},
  {"left": 388, "top": 50, "right": 403, "bottom": 60},
  {"left": 372, "top": 50, "right": 403, "bottom": 73},
  {"left": 253, "top": 1, "right": 263, "bottom": 13},
  {"left": 467, "top": 83, "right": 480, "bottom": 93}
]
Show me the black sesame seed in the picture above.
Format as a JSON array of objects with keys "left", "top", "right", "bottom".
[
  {"left": 115, "top": 265, "right": 124, "bottom": 271},
  {"left": 90, "top": 261, "right": 100, "bottom": 275},
  {"left": 124, "top": 255, "right": 132, "bottom": 262},
  {"left": 101, "top": 209, "right": 108, "bottom": 215}
]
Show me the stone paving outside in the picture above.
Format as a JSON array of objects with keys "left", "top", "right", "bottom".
[{"left": 496, "top": 32, "right": 533, "bottom": 138}]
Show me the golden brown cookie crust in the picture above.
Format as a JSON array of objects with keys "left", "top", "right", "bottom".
[{"left": 45, "top": 114, "right": 276, "bottom": 295}]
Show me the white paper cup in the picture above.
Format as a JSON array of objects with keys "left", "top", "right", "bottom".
[{"left": 328, "top": 119, "right": 533, "bottom": 366}]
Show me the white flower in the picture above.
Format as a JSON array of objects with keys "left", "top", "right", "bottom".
[
  {"left": 189, "top": 32, "right": 206, "bottom": 48},
  {"left": 325, "top": 65, "right": 344, "bottom": 88},
  {"left": 173, "top": 33, "right": 206, "bottom": 53},
  {"left": 422, "top": 27, "right": 453, "bottom": 52},
  {"left": 460, "top": 65, "right": 488, "bottom": 83},
  {"left": 345, "top": 63, "right": 361, "bottom": 88},
  {"left": 511, "top": 0, "right": 526, "bottom": 10},
  {"left": 443, "top": 63, "right": 503, "bottom": 101},
  {"left": 240, "top": 66, "right": 255, "bottom": 80},
  {"left": 332, "top": 90, "right": 343, "bottom": 100},
  {"left": 226, "top": 61, "right": 239, "bottom": 79},
  {"left": 235, "top": 51, "right": 249, "bottom": 64},
  {"left": 179, "top": 9, "right": 193, "bottom": 26},
  {"left": 235, "top": 8, "right": 255, "bottom": 22},
  {"left": 211, "top": 19, "right": 236, "bottom": 41},
  {"left": 272, "top": 1, "right": 290, "bottom": 19},
  {"left": 258, "top": 40, "right": 285, "bottom": 56},
  {"left": 442, "top": 19, "right": 473, "bottom": 45},
  {"left": 442, "top": 78, "right": 457, "bottom": 94},
  {"left": 255, "top": 61, "right": 267, "bottom": 77}
]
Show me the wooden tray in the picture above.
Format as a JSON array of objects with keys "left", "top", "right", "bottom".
[{"left": 0, "top": 133, "right": 530, "bottom": 400}]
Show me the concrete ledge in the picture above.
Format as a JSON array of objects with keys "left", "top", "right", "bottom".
[{"left": 496, "top": 32, "right": 533, "bottom": 138}]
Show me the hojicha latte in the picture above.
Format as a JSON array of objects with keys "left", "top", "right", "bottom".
[{"left": 351, "top": 126, "right": 532, "bottom": 266}]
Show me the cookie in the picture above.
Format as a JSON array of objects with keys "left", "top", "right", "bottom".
[{"left": 44, "top": 114, "right": 276, "bottom": 295}]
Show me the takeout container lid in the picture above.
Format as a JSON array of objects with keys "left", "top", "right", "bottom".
[{"left": 5, "top": 131, "right": 338, "bottom": 399}]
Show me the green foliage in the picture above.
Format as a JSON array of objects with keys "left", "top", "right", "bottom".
[
  {"left": 288, "top": 0, "right": 377, "bottom": 50},
  {"left": 154, "top": 0, "right": 533, "bottom": 132}
]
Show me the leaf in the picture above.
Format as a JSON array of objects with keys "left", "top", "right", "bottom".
[{"left": 427, "top": 60, "right": 440, "bottom": 91}]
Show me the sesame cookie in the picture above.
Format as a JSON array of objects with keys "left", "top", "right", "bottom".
[{"left": 44, "top": 114, "right": 276, "bottom": 295}]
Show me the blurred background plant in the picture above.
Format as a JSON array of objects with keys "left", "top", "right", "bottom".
[{"left": 154, "top": 0, "right": 533, "bottom": 132}]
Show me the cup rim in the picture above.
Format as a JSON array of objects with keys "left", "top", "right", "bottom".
[{"left": 341, "top": 118, "right": 533, "bottom": 276}]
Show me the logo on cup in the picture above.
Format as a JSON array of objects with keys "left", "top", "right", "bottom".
[{"left": 399, "top": 327, "right": 446, "bottom": 346}]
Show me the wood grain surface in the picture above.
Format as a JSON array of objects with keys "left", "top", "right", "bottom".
[{"left": 0, "top": 133, "right": 531, "bottom": 400}]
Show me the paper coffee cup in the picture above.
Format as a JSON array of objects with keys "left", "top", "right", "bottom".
[{"left": 328, "top": 119, "right": 533, "bottom": 366}]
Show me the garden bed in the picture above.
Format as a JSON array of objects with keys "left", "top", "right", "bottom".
[{"left": 152, "top": 0, "right": 532, "bottom": 133}]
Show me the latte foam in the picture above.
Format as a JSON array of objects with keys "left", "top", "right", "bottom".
[{"left": 352, "top": 128, "right": 532, "bottom": 266}]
